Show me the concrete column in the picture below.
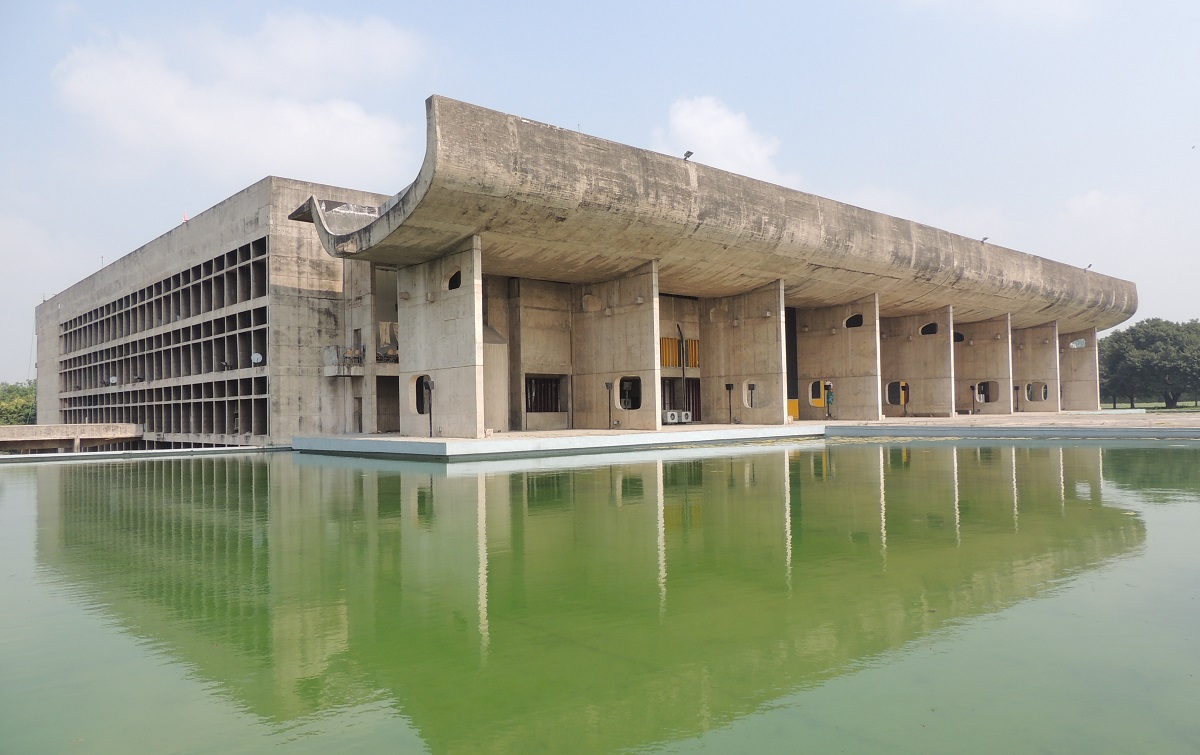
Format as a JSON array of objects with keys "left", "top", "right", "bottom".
[
  {"left": 794, "top": 294, "right": 882, "bottom": 421},
  {"left": 1012, "top": 323, "right": 1061, "bottom": 413},
  {"left": 879, "top": 306, "right": 955, "bottom": 417},
  {"left": 1059, "top": 327, "right": 1100, "bottom": 411},
  {"left": 572, "top": 261, "right": 661, "bottom": 430},
  {"left": 395, "top": 236, "right": 484, "bottom": 438},
  {"left": 952, "top": 315, "right": 1013, "bottom": 415},
  {"left": 699, "top": 281, "right": 787, "bottom": 425}
]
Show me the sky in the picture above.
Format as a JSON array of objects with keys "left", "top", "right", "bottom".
[{"left": 2, "top": 0, "right": 1198, "bottom": 382}]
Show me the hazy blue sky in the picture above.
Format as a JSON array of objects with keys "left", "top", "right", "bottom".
[{"left": 3, "top": 0, "right": 1197, "bottom": 382}]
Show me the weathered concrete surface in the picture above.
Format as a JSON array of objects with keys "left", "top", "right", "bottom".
[
  {"left": 1059, "top": 327, "right": 1101, "bottom": 411},
  {"left": 571, "top": 261, "right": 661, "bottom": 430},
  {"left": 794, "top": 295, "right": 883, "bottom": 421},
  {"left": 301, "top": 96, "right": 1137, "bottom": 334},
  {"left": 699, "top": 281, "right": 787, "bottom": 424},
  {"left": 879, "top": 307, "right": 955, "bottom": 417},
  {"left": 0, "top": 423, "right": 142, "bottom": 452}
]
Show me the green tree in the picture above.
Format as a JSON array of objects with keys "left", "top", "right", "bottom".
[
  {"left": 0, "top": 380, "right": 36, "bottom": 425},
  {"left": 1099, "top": 319, "right": 1200, "bottom": 409}
]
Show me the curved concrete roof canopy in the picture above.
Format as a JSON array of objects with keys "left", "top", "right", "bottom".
[{"left": 298, "top": 96, "right": 1136, "bottom": 332}]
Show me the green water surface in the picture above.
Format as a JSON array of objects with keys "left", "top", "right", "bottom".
[{"left": 1, "top": 442, "right": 1197, "bottom": 753}]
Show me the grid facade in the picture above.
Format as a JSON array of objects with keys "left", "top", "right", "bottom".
[{"left": 56, "top": 238, "right": 270, "bottom": 446}]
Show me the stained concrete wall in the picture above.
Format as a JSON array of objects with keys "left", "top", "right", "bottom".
[
  {"left": 35, "top": 177, "right": 390, "bottom": 446},
  {"left": 879, "top": 307, "right": 954, "bottom": 418},
  {"left": 1059, "top": 327, "right": 1100, "bottom": 411},
  {"left": 395, "top": 238, "right": 484, "bottom": 438},
  {"left": 269, "top": 179, "right": 389, "bottom": 442},
  {"left": 572, "top": 262, "right": 661, "bottom": 430},
  {"left": 507, "top": 279, "right": 573, "bottom": 431},
  {"left": 699, "top": 281, "right": 787, "bottom": 424},
  {"left": 794, "top": 294, "right": 882, "bottom": 421},
  {"left": 1012, "top": 323, "right": 1061, "bottom": 413},
  {"left": 952, "top": 315, "right": 1013, "bottom": 415}
]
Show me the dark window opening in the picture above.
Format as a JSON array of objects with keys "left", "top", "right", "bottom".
[
  {"left": 415, "top": 374, "right": 431, "bottom": 414},
  {"left": 526, "top": 375, "right": 566, "bottom": 413},
  {"left": 920, "top": 322, "right": 939, "bottom": 336},
  {"left": 953, "top": 331, "right": 965, "bottom": 343},
  {"left": 844, "top": 313, "right": 864, "bottom": 328},
  {"left": 447, "top": 270, "right": 462, "bottom": 290},
  {"left": 886, "top": 380, "right": 909, "bottom": 406},
  {"left": 619, "top": 377, "right": 642, "bottom": 410},
  {"left": 976, "top": 380, "right": 999, "bottom": 403}
]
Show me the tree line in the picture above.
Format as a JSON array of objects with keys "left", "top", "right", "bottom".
[
  {"left": 0, "top": 380, "right": 36, "bottom": 425},
  {"left": 1100, "top": 319, "right": 1200, "bottom": 409}
]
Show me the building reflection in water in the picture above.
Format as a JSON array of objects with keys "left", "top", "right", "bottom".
[{"left": 35, "top": 442, "right": 1140, "bottom": 752}]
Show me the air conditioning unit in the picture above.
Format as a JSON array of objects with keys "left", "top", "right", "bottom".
[
  {"left": 679, "top": 411, "right": 692, "bottom": 423},
  {"left": 662, "top": 410, "right": 680, "bottom": 424},
  {"left": 620, "top": 398, "right": 633, "bottom": 410}
]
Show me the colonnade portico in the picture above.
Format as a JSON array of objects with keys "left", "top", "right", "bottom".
[
  {"left": 345, "top": 247, "right": 1106, "bottom": 438},
  {"left": 296, "top": 95, "right": 1131, "bottom": 441}
]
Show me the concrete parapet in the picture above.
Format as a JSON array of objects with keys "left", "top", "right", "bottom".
[{"left": 0, "top": 423, "right": 142, "bottom": 453}]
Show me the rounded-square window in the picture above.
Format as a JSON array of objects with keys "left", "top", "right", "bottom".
[
  {"left": 809, "top": 380, "right": 833, "bottom": 407},
  {"left": 618, "top": 377, "right": 641, "bottom": 410},
  {"left": 975, "top": 380, "right": 999, "bottom": 403},
  {"left": 1026, "top": 381, "right": 1049, "bottom": 402},
  {"left": 413, "top": 374, "right": 432, "bottom": 414}
]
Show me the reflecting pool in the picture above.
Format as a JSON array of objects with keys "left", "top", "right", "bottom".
[{"left": 2, "top": 442, "right": 1198, "bottom": 752}]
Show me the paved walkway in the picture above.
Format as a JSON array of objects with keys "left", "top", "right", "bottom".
[{"left": 293, "top": 411, "right": 1200, "bottom": 462}]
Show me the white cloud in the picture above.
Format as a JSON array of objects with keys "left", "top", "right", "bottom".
[
  {"left": 897, "top": 0, "right": 1094, "bottom": 24},
  {"left": 51, "top": 14, "right": 424, "bottom": 191},
  {"left": 0, "top": 212, "right": 85, "bottom": 382},
  {"left": 652, "top": 96, "right": 800, "bottom": 187}
]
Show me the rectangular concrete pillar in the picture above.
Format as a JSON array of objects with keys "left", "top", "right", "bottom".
[
  {"left": 699, "top": 281, "right": 787, "bottom": 425},
  {"left": 1059, "top": 327, "right": 1100, "bottom": 411},
  {"left": 879, "top": 306, "right": 955, "bottom": 417},
  {"left": 395, "top": 237, "right": 484, "bottom": 438},
  {"left": 794, "top": 294, "right": 882, "bottom": 421},
  {"left": 572, "top": 261, "right": 661, "bottom": 430},
  {"left": 1012, "top": 323, "right": 1061, "bottom": 413},
  {"left": 952, "top": 315, "right": 1013, "bottom": 414}
]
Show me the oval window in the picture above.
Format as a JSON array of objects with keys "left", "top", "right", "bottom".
[
  {"left": 844, "top": 313, "right": 864, "bottom": 328},
  {"left": 920, "top": 322, "right": 938, "bottom": 336}
]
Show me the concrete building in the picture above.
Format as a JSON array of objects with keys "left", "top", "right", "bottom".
[{"left": 36, "top": 96, "right": 1137, "bottom": 448}]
